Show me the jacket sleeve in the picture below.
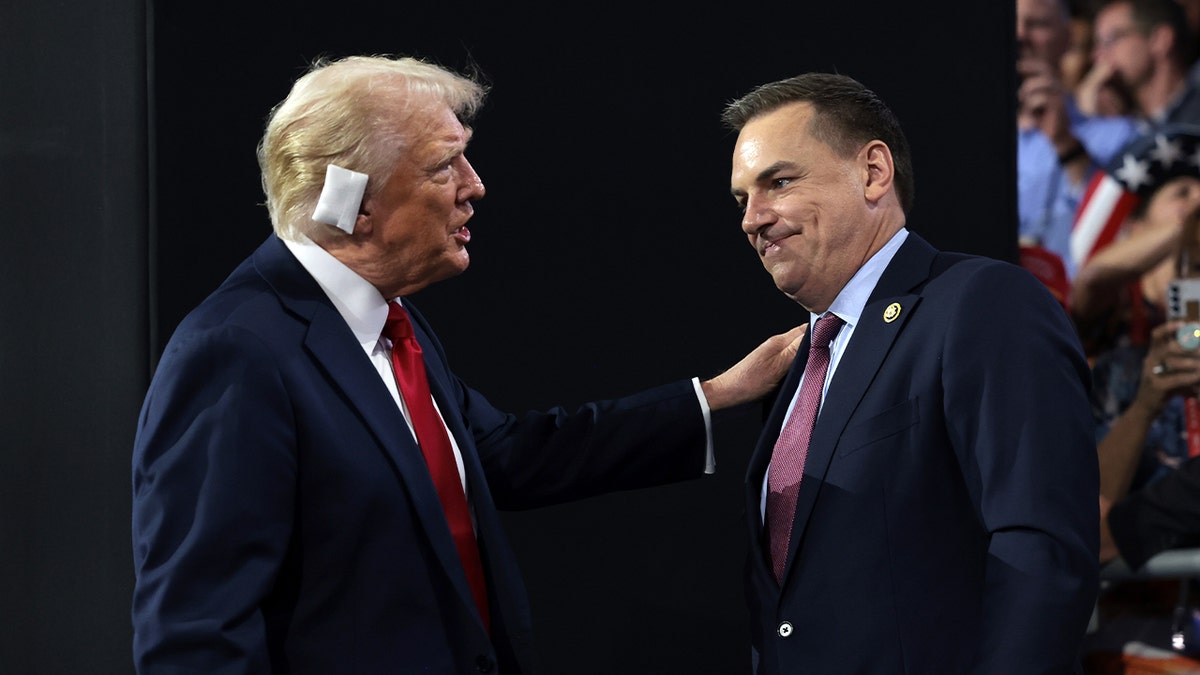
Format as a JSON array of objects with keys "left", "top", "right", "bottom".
[
  {"left": 942, "top": 262, "right": 1100, "bottom": 675},
  {"left": 132, "top": 325, "right": 296, "bottom": 674}
]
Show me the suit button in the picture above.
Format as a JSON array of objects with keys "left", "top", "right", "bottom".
[
  {"left": 777, "top": 621, "right": 793, "bottom": 637},
  {"left": 476, "top": 655, "right": 495, "bottom": 673}
]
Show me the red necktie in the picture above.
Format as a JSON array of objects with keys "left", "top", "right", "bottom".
[
  {"left": 383, "top": 302, "right": 490, "bottom": 631},
  {"left": 766, "top": 314, "right": 844, "bottom": 583}
]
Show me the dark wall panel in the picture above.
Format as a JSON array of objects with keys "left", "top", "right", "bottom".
[{"left": 1, "top": 2, "right": 148, "bottom": 673}]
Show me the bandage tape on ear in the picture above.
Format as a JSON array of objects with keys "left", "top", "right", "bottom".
[{"left": 313, "top": 164, "right": 368, "bottom": 234}]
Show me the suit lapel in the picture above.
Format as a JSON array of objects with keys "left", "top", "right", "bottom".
[
  {"left": 770, "top": 233, "right": 938, "bottom": 584},
  {"left": 253, "top": 236, "right": 482, "bottom": 612}
]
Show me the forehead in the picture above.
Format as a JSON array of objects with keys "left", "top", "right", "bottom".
[
  {"left": 378, "top": 105, "right": 472, "bottom": 192},
  {"left": 404, "top": 102, "right": 470, "bottom": 151},
  {"left": 1096, "top": 2, "right": 1133, "bottom": 27},
  {"left": 1018, "top": 0, "right": 1063, "bottom": 21},
  {"left": 1154, "top": 174, "right": 1200, "bottom": 195},
  {"left": 733, "top": 103, "right": 824, "bottom": 168},
  {"left": 741, "top": 101, "right": 816, "bottom": 138}
]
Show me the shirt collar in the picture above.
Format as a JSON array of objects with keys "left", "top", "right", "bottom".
[
  {"left": 817, "top": 228, "right": 909, "bottom": 328},
  {"left": 282, "top": 235, "right": 393, "bottom": 349}
]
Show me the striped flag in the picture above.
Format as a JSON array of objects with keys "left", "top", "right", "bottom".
[
  {"left": 1070, "top": 171, "right": 1139, "bottom": 267},
  {"left": 1069, "top": 124, "right": 1200, "bottom": 269}
]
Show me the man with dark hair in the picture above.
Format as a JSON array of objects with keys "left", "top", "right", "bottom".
[
  {"left": 724, "top": 72, "right": 1099, "bottom": 674},
  {"left": 1094, "top": 0, "right": 1200, "bottom": 127}
]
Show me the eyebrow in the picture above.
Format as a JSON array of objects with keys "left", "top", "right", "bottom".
[
  {"left": 428, "top": 127, "right": 473, "bottom": 166},
  {"left": 755, "top": 161, "right": 797, "bottom": 183},
  {"left": 730, "top": 160, "right": 799, "bottom": 197}
]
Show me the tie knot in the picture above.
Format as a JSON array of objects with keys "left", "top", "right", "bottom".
[
  {"left": 382, "top": 302, "right": 414, "bottom": 343},
  {"left": 810, "top": 314, "right": 844, "bottom": 349}
]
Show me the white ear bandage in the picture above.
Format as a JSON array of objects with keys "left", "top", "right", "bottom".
[{"left": 313, "top": 164, "right": 369, "bottom": 234}]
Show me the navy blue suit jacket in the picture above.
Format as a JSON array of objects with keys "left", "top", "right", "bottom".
[
  {"left": 131, "top": 235, "right": 710, "bottom": 674},
  {"left": 745, "top": 233, "right": 1099, "bottom": 674}
]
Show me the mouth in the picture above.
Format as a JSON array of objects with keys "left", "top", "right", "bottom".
[
  {"left": 760, "top": 233, "right": 789, "bottom": 256},
  {"left": 452, "top": 225, "right": 471, "bottom": 244}
]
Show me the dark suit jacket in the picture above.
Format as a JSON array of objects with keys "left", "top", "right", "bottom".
[
  {"left": 744, "top": 233, "right": 1099, "bottom": 674},
  {"left": 131, "top": 235, "right": 710, "bottom": 674}
]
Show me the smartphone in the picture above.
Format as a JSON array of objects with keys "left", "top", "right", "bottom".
[{"left": 1168, "top": 278, "right": 1200, "bottom": 350}]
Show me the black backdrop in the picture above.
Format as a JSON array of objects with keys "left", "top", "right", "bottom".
[{"left": 2, "top": 1, "right": 1016, "bottom": 672}]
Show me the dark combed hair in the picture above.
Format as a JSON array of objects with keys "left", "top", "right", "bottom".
[
  {"left": 721, "top": 72, "right": 915, "bottom": 214},
  {"left": 1103, "top": 0, "right": 1196, "bottom": 66}
]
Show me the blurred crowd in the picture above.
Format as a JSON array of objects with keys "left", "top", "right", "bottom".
[{"left": 1017, "top": 0, "right": 1200, "bottom": 671}]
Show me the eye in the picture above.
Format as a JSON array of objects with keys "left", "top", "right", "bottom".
[{"left": 770, "top": 177, "right": 792, "bottom": 190}]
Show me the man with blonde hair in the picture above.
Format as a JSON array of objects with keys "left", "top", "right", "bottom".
[{"left": 131, "top": 55, "right": 801, "bottom": 673}]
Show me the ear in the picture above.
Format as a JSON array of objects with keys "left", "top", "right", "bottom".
[
  {"left": 353, "top": 198, "right": 374, "bottom": 236},
  {"left": 1148, "top": 24, "right": 1176, "bottom": 61},
  {"left": 861, "top": 140, "right": 894, "bottom": 203}
]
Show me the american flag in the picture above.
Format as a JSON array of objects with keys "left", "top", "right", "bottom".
[{"left": 1071, "top": 124, "right": 1200, "bottom": 268}]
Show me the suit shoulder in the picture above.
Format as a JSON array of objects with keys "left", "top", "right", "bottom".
[
  {"left": 164, "top": 259, "right": 298, "bottom": 354},
  {"left": 930, "top": 251, "right": 1039, "bottom": 288},
  {"left": 921, "top": 251, "right": 1062, "bottom": 314}
]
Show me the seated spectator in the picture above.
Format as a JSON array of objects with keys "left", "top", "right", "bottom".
[
  {"left": 1018, "top": 0, "right": 1140, "bottom": 287},
  {"left": 1066, "top": 0, "right": 1137, "bottom": 117},
  {"left": 1100, "top": 312, "right": 1200, "bottom": 568},
  {"left": 1091, "top": 0, "right": 1200, "bottom": 129},
  {"left": 1087, "top": 209, "right": 1200, "bottom": 674},
  {"left": 1070, "top": 125, "right": 1200, "bottom": 357},
  {"left": 1078, "top": 125, "right": 1200, "bottom": 673}
]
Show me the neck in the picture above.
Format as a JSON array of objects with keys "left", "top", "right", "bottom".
[{"left": 1137, "top": 66, "right": 1186, "bottom": 119}]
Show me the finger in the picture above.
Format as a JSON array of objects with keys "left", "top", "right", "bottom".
[
  {"left": 1018, "top": 78, "right": 1052, "bottom": 102},
  {"left": 1153, "top": 321, "right": 1187, "bottom": 353},
  {"left": 784, "top": 323, "right": 808, "bottom": 341},
  {"left": 1164, "top": 355, "right": 1200, "bottom": 374},
  {"left": 1157, "top": 372, "right": 1200, "bottom": 392},
  {"left": 1153, "top": 320, "right": 1183, "bottom": 339},
  {"left": 780, "top": 324, "right": 808, "bottom": 359}
]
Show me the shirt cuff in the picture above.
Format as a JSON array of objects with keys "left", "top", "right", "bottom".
[{"left": 691, "top": 377, "right": 716, "bottom": 474}]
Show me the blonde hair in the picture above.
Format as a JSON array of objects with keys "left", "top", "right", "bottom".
[{"left": 257, "top": 55, "right": 486, "bottom": 241}]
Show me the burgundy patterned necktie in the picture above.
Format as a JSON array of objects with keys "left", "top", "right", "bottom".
[
  {"left": 766, "top": 314, "right": 844, "bottom": 583},
  {"left": 383, "top": 302, "right": 490, "bottom": 631}
]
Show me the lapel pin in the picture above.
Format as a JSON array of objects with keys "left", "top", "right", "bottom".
[{"left": 883, "top": 302, "right": 902, "bottom": 323}]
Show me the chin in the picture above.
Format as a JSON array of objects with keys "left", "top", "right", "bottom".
[
  {"left": 772, "top": 276, "right": 807, "bottom": 304},
  {"left": 442, "top": 254, "right": 471, "bottom": 280}
]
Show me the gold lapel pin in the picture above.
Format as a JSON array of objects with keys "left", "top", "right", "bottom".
[{"left": 883, "top": 302, "right": 902, "bottom": 323}]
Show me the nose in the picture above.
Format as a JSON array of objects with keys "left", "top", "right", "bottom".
[
  {"left": 740, "top": 193, "right": 775, "bottom": 235},
  {"left": 460, "top": 157, "right": 485, "bottom": 201}
]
